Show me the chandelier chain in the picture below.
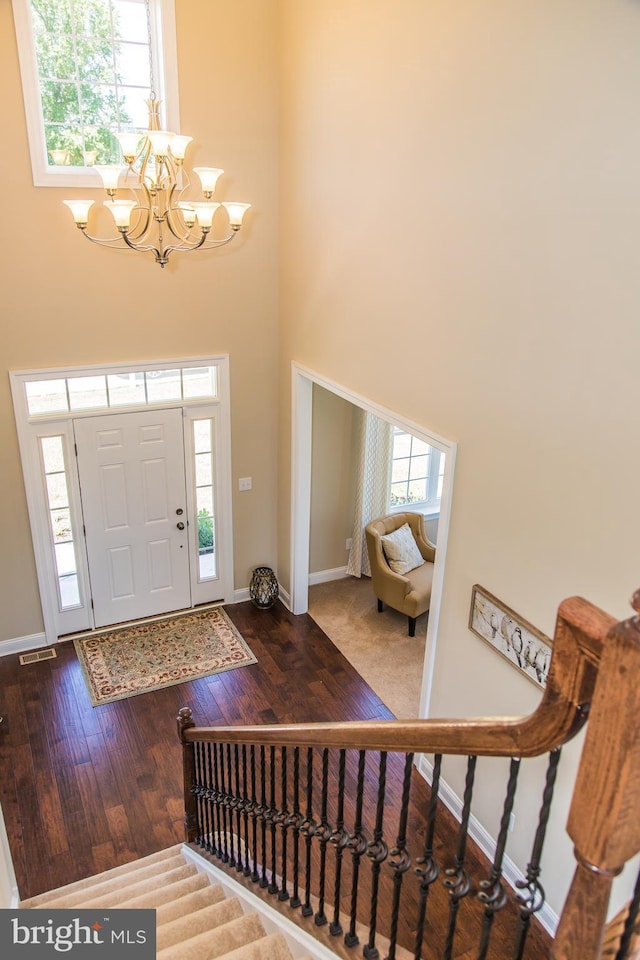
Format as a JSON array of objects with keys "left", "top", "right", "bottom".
[{"left": 144, "top": 0, "right": 156, "bottom": 100}]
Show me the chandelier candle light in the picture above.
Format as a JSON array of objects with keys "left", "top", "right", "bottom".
[{"left": 63, "top": 96, "right": 250, "bottom": 268}]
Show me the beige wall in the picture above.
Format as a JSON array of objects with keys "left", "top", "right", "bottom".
[
  {"left": 309, "top": 384, "right": 356, "bottom": 574},
  {"left": 278, "top": 0, "right": 640, "bottom": 917},
  {"left": 0, "top": 0, "right": 279, "bottom": 640},
  {"left": 5, "top": 0, "right": 640, "bottom": 923}
]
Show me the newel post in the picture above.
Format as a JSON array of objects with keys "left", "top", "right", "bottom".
[
  {"left": 177, "top": 706, "right": 198, "bottom": 843},
  {"left": 552, "top": 590, "right": 640, "bottom": 960}
]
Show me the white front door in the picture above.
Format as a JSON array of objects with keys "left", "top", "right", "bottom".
[{"left": 74, "top": 408, "right": 191, "bottom": 627}]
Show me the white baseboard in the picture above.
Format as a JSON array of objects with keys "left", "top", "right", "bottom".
[
  {"left": 417, "top": 756, "right": 559, "bottom": 936},
  {"left": 0, "top": 632, "right": 48, "bottom": 658},
  {"left": 308, "top": 566, "right": 348, "bottom": 586}
]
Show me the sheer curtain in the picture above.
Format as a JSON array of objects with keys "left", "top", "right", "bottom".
[{"left": 346, "top": 410, "right": 394, "bottom": 577}]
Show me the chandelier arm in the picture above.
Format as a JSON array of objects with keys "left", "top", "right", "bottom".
[
  {"left": 162, "top": 232, "right": 238, "bottom": 259},
  {"left": 162, "top": 230, "right": 210, "bottom": 259},
  {"left": 78, "top": 228, "right": 135, "bottom": 247},
  {"left": 124, "top": 204, "right": 152, "bottom": 243},
  {"left": 165, "top": 182, "right": 191, "bottom": 242},
  {"left": 123, "top": 181, "right": 153, "bottom": 243},
  {"left": 198, "top": 232, "right": 238, "bottom": 249},
  {"left": 119, "top": 230, "right": 162, "bottom": 259}
]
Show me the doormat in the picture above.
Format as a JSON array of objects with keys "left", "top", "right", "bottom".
[{"left": 74, "top": 608, "right": 257, "bottom": 706}]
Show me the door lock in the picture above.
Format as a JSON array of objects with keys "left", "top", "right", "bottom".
[
  {"left": 176, "top": 522, "right": 185, "bottom": 530},
  {"left": 176, "top": 508, "right": 184, "bottom": 515}
]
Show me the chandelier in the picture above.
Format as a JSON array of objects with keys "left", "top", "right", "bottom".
[
  {"left": 62, "top": 2, "right": 249, "bottom": 268},
  {"left": 63, "top": 97, "right": 250, "bottom": 268}
]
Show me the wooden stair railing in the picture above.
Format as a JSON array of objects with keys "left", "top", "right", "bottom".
[{"left": 176, "top": 591, "right": 640, "bottom": 960}]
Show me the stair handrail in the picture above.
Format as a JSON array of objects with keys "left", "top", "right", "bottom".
[
  {"left": 178, "top": 595, "right": 614, "bottom": 757},
  {"left": 178, "top": 590, "right": 640, "bottom": 960}
]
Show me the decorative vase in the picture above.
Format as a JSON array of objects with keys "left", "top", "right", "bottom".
[{"left": 249, "top": 566, "right": 279, "bottom": 609}]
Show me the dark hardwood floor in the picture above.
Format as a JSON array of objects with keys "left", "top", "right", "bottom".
[{"left": 0, "top": 600, "right": 551, "bottom": 959}]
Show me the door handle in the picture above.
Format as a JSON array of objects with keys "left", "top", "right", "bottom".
[{"left": 176, "top": 522, "right": 185, "bottom": 530}]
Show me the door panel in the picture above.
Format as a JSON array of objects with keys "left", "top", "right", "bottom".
[{"left": 74, "top": 408, "right": 191, "bottom": 627}]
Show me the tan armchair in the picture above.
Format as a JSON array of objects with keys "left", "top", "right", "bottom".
[{"left": 365, "top": 512, "right": 436, "bottom": 636}]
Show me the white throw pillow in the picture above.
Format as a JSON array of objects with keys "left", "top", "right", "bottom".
[{"left": 380, "top": 523, "right": 425, "bottom": 575}]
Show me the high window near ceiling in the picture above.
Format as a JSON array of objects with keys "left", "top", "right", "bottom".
[{"left": 11, "top": 0, "right": 178, "bottom": 187}]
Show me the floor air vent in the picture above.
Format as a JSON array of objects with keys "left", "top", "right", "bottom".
[{"left": 19, "top": 648, "right": 57, "bottom": 665}]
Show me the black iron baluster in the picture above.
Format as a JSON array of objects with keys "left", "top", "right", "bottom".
[
  {"left": 414, "top": 753, "right": 442, "bottom": 960},
  {"left": 200, "top": 743, "right": 213, "bottom": 853},
  {"left": 386, "top": 752, "right": 415, "bottom": 960},
  {"left": 364, "top": 751, "right": 389, "bottom": 960},
  {"left": 346, "top": 749, "right": 367, "bottom": 948},
  {"left": 268, "top": 745, "right": 279, "bottom": 894},
  {"left": 513, "top": 748, "right": 562, "bottom": 960},
  {"left": 614, "top": 860, "right": 640, "bottom": 960},
  {"left": 219, "top": 742, "right": 230, "bottom": 863},
  {"left": 330, "top": 749, "right": 348, "bottom": 936},
  {"left": 241, "top": 744, "right": 251, "bottom": 876},
  {"left": 234, "top": 744, "right": 243, "bottom": 871},
  {"left": 477, "top": 757, "right": 521, "bottom": 960},
  {"left": 193, "top": 741, "right": 205, "bottom": 847},
  {"left": 226, "top": 743, "right": 237, "bottom": 868},
  {"left": 250, "top": 744, "right": 260, "bottom": 882},
  {"left": 259, "top": 744, "right": 269, "bottom": 888},
  {"left": 212, "top": 739, "right": 223, "bottom": 859},
  {"left": 279, "top": 746, "right": 290, "bottom": 901},
  {"left": 300, "top": 747, "right": 316, "bottom": 917},
  {"left": 442, "top": 755, "right": 477, "bottom": 960},
  {"left": 289, "top": 746, "right": 302, "bottom": 909},
  {"left": 315, "top": 747, "right": 331, "bottom": 926},
  {"left": 204, "top": 742, "right": 217, "bottom": 855}
]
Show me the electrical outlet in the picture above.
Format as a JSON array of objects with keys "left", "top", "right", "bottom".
[
  {"left": 238, "top": 477, "right": 252, "bottom": 491},
  {"left": 509, "top": 812, "right": 515, "bottom": 832},
  {"left": 346, "top": 538, "right": 353, "bottom": 550}
]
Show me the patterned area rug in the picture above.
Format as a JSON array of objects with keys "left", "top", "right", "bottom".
[{"left": 74, "top": 607, "right": 257, "bottom": 706}]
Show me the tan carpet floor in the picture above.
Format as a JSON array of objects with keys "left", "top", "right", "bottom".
[{"left": 308, "top": 575, "right": 428, "bottom": 719}]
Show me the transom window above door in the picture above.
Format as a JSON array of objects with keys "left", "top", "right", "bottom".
[{"left": 21, "top": 362, "right": 218, "bottom": 417}]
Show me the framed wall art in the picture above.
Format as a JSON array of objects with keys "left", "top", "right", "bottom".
[{"left": 468, "top": 584, "right": 552, "bottom": 688}]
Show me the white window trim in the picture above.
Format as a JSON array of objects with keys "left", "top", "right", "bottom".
[
  {"left": 11, "top": 0, "right": 180, "bottom": 188},
  {"left": 10, "top": 355, "right": 233, "bottom": 643},
  {"left": 387, "top": 432, "right": 443, "bottom": 518}
]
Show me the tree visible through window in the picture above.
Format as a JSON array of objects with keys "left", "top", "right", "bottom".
[
  {"left": 30, "top": 0, "right": 152, "bottom": 167},
  {"left": 13, "top": 0, "right": 176, "bottom": 185},
  {"left": 390, "top": 428, "right": 444, "bottom": 509}
]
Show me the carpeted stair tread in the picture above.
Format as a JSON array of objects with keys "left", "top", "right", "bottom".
[
  {"left": 20, "top": 845, "right": 184, "bottom": 908},
  {"left": 157, "top": 896, "right": 244, "bottom": 950},
  {"left": 215, "top": 932, "right": 297, "bottom": 960},
  {"left": 108, "top": 872, "right": 212, "bottom": 911},
  {"left": 157, "top": 911, "right": 266, "bottom": 960},
  {"left": 155, "top": 883, "right": 226, "bottom": 925},
  {"left": 50, "top": 860, "right": 198, "bottom": 909},
  {"left": 22, "top": 847, "right": 302, "bottom": 960},
  {"left": 26, "top": 861, "right": 197, "bottom": 910}
]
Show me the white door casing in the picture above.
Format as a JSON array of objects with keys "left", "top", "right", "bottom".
[
  {"left": 10, "top": 357, "right": 235, "bottom": 645},
  {"left": 74, "top": 408, "right": 191, "bottom": 627}
]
